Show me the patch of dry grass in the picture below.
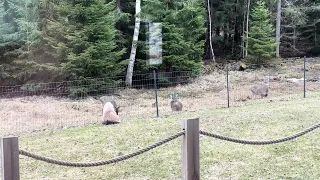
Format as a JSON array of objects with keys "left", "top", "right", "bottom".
[
  {"left": 12, "top": 93, "right": 320, "bottom": 179},
  {"left": 0, "top": 58, "right": 320, "bottom": 179},
  {"left": 0, "top": 97, "right": 102, "bottom": 135},
  {"left": 1, "top": 58, "right": 320, "bottom": 136}
]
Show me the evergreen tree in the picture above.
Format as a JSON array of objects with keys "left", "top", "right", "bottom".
[
  {"left": 14, "top": 0, "right": 42, "bottom": 57},
  {"left": 36, "top": 0, "right": 69, "bottom": 64},
  {"left": 302, "top": 0, "right": 320, "bottom": 55},
  {"left": 0, "top": 0, "right": 47, "bottom": 85},
  {"left": 142, "top": 0, "right": 206, "bottom": 74},
  {"left": 248, "top": 0, "right": 277, "bottom": 65},
  {"left": 0, "top": 0, "right": 20, "bottom": 46},
  {"left": 0, "top": 0, "right": 41, "bottom": 49},
  {"left": 62, "top": 0, "right": 125, "bottom": 79}
]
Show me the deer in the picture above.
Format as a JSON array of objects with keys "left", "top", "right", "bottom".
[
  {"left": 170, "top": 92, "right": 183, "bottom": 112},
  {"left": 99, "top": 96, "right": 120, "bottom": 115},
  {"left": 102, "top": 102, "right": 120, "bottom": 125},
  {"left": 250, "top": 77, "right": 269, "bottom": 98}
]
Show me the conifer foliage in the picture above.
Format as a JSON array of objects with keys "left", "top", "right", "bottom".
[
  {"left": 248, "top": 0, "right": 277, "bottom": 65},
  {"left": 63, "top": 0, "right": 125, "bottom": 80},
  {"left": 142, "top": 0, "right": 206, "bottom": 73},
  {"left": 1, "top": 0, "right": 320, "bottom": 87}
]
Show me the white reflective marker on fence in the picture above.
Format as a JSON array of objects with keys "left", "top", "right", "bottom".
[{"left": 148, "top": 22, "right": 162, "bottom": 65}]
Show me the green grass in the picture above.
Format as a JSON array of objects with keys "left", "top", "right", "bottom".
[{"left": 17, "top": 95, "right": 320, "bottom": 179}]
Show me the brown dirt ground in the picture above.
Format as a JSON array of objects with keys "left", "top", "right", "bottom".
[{"left": 1, "top": 57, "right": 320, "bottom": 136}]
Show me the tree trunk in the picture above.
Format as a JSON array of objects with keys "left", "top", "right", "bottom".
[
  {"left": 276, "top": 0, "right": 281, "bottom": 57},
  {"left": 242, "top": 0, "right": 246, "bottom": 58},
  {"left": 315, "top": 22, "right": 317, "bottom": 46},
  {"left": 116, "top": 0, "right": 121, "bottom": 13},
  {"left": 245, "top": 0, "right": 250, "bottom": 57},
  {"left": 293, "top": 26, "right": 296, "bottom": 49},
  {"left": 232, "top": 0, "right": 239, "bottom": 55},
  {"left": 125, "top": 0, "right": 141, "bottom": 87},
  {"left": 207, "top": 0, "right": 215, "bottom": 62}
]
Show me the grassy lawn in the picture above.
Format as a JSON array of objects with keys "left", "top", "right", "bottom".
[{"left": 16, "top": 94, "right": 320, "bottom": 179}]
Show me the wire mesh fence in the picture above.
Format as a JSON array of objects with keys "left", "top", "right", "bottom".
[{"left": 1, "top": 58, "right": 320, "bottom": 136}]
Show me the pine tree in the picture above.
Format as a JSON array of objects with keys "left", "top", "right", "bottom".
[
  {"left": 0, "top": 0, "right": 20, "bottom": 46},
  {"left": 0, "top": 0, "right": 46, "bottom": 85},
  {"left": 36, "top": 0, "right": 69, "bottom": 63},
  {"left": 14, "top": 0, "right": 42, "bottom": 57},
  {"left": 248, "top": 0, "right": 277, "bottom": 65},
  {"left": 142, "top": 0, "right": 206, "bottom": 74},
  {"left": 302, "top": 0, "right": 320, "bottom": 55},
  {"left": 63, "top": 0, "right": 125, "bottom": 79},
  {"left": 0, "top": 0, "right": 41, "bottom": 49}
]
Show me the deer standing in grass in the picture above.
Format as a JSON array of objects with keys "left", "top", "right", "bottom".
[
  {"left": 102, "top": 102, "right": 120, "bottom": 125},
  {"left": 170, "top": 93, "right": 183, "bottom": 112},
  {"left": 250, "top": 77, "right": 269, "bottom": 98},
  {"left": 100, "top": 96, "right": 120, "bottom": 125},
  {"left": 100, "top": 96, "right": 120, "bottom": 115}
]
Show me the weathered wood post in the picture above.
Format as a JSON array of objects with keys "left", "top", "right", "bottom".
[
  {"left": 1, "top": 136, "right": 20, "bottom": 180},
  {"left": 226, "top": 64, "right": 230, "bottom": 108},
  {"left": 153, "top": 69, "right": 159, "bottom": 118},
  {"left": 303, "top": 56, "right": 306, "bottom": 98},
  {"left": 181, "top": 118, "right": 200, "bottom": 180}
]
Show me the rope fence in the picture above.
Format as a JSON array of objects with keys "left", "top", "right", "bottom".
[
  {"left": 18, "top": 131, "right": 184, "bottom": 167},
  {"left": 1, "top": 118, "right": 320, "bottom": 180},
  {"left": 199, "top": 123, "right": 320, "bottom": 145}
]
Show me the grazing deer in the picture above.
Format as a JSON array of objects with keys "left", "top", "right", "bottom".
[
  {"left": 99, "top": 96, "right": 120, "bottom": 115},
  {"left": 102, "top": 102, "right": 120, "bottom": 125},
  {"left": 250, "top": 77, "right": 269, "bottom": 98},
  {"left": 170, "top": 92, "right": 183, "bottom": 112}
]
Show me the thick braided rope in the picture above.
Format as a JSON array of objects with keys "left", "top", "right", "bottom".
[
  {"left": 200, "top": 123, "right": 320, "bottom": 145},
  {"left": 19, "top": 131, "right": 184, "bottom": 167}
]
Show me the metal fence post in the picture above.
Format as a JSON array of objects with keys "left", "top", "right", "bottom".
[
  {"left": 181, "top": 118, "right": 200, "bottom": 180},
  {"left": 1, "top": 136, "right": 20, "bottom": 180},
  {"left": 226, "top": 65, "right": 230, "bottom": 108},
  {"left": 153, "top": 69, "right": 159, "bottom": 118},
  {"left": 304, "top": 56, "right": 306, "bottom": 98}
]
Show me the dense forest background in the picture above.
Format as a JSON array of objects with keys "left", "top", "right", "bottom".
[{"left": 0, "top": 0, "right": 319, "bottom": 86}]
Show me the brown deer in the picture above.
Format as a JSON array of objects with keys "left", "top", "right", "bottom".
[
  {"left": 102, "top": 102, "right": 120, "bottom": 125},
  {"left": 99, "top": 96, "right": 120, "bottom": 115},
  {"left": 250, "top": 77, "right": 269, "bottom": 98},
  {"left": 170, "top": 92, "right": 183, "bottom": 112}
]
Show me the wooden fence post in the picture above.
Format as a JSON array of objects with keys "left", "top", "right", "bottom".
[
  {"left": 1, "top": 136, "right": 20, "bottom": 180},
  {"left": 181, "top": 118, "right": 200, "bottom": 180}
]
